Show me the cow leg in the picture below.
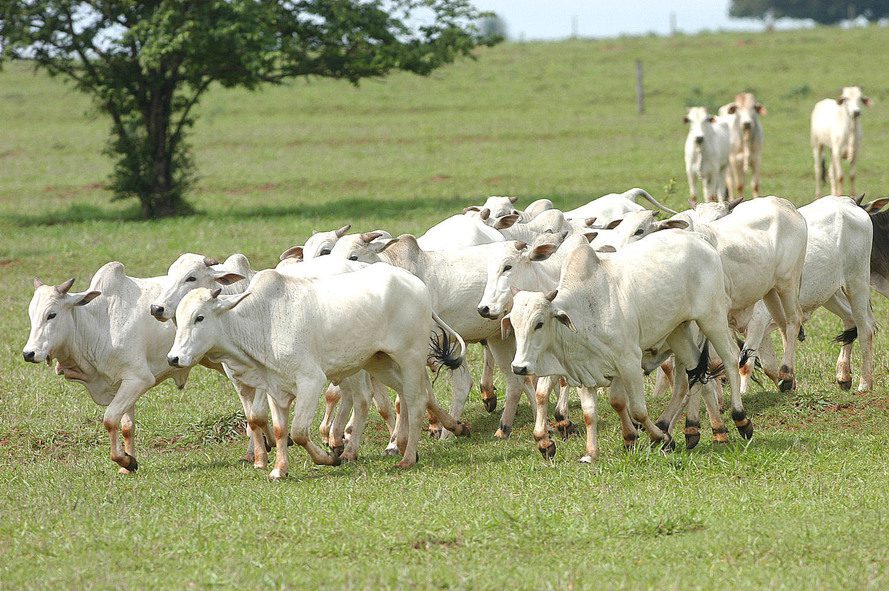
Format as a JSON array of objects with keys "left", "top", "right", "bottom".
[
  {"left": 480, "top": 344, "right": 497, "bottom": 413},
  {"left": 577, "top": 386, "right": 599, "bottom": 463},
  {"left": 619, "top": 368, "right": 670, "bottom": 448},
  {"left": 831, "top": 148, "right": 843, "bottom": 195},
  {"left": 533, "top": 376, "right": 555, "bottom": 460},
  {"left": 282, "top": 376, "right": 340, "bottom": 480},
  {"left": 684, "top": 384, "right": 702, "bottom": 449},
  {"left": 697, "top": 314, "right": 750, "bottom": 440},
  {"left": 739, "top": 301, "right": 775, "bottom": 394},
  {"left": 371, "top": 378, "right": 396, "bottom": 439},
  {"left": 341, "top": 379, "right": 371, "bottom": 462},
  {"left": 328, "top": 383, "right": 354, "bottom": 457},
  {"left": 653, "top": 360, "right": 674, "bottom": 398},
  {"left": 267, "top": 390, "right": 293, "bottom": 480},
  {"left": 489, "top": 338, "right": 536, "bottom": 438},
  {"left": 554, "top": 377, "right": 575, "bottom": 439},
  {"left": 233, "top": 381, "right": 263, "bottom": 463},
  {"left": 437, "top": 363, "right": 472, "bottom": 440},
  {"left": 764, "top": 288, "right": 802, "bottom": 392},
  {"left": 120, "top": 405, "right": 136, "bottom": 459},
  {"left": 687, "top": 169, "right": 698, "bottom": 206},
  {"left": 103, "top": 378, "right": 152, "bottom": 473},
  {"left": 608, "top": 379, "right": 639, "bottom": 450},
  {"left": 702, "top": 381, "right": 728, "bottom": 444},
  {"left": 395, "top": 362, "right": 428, "bottom": 469},
  {"left": 383, "top": 396, "right": 403, "bottom": 456},
  {"left": 247, "top": 390, "right": 272, "bottom": 469},
  {"left": 424, "top": 379, "right": 471, "bottom": 437},
  {"left": 319, "top": 384, "right": 341, "bottom": 446},
  {"left": 751, "top": 153, "right": 762, "bottom": 197}
]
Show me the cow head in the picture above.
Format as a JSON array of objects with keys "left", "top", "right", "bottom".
[
  {"left": 684, "top": 106, "right": 715, "bottom": 146},
  {"left": 23, "top": 278, "right": 101, "bottom": 364},
  {"left": 470, "top": 196, "right": 520, "bottom": 219},
  {"left": 727, "top": 92, "right": 766, "bottom": 131},
  {"left": 837, "top": 86, "right": 872, "bottom": 119},
  {"left": 151, "top": 254, "right": 246, "bottom": 322},
  {"left": 167, "top": 287, "right": 250, "bottom": 368},
  {"left": 300, "top": 224, "right": 352, "bottom": 260},
  {"left": 592, "top": 210, "right": 688, "bottom": 249},
  {"left": 506, "top": 289, "right": 574, "bottom": 377},
  {"left": 329, "top": 230, "right": 399, "bottom": 262}
]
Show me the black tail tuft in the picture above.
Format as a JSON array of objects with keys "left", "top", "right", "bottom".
[
  {"left": 797, "top": 326, "right": 806, "bottom": 342},
  {"left": 706, "top": 363, "right": 726, "bottom": 381},
  {"left": 686, "top": 340, "right": 710, "bottom": 386},
  {"left": 820, "top": 156, "right": 827, "bottom": 183},
  {"left": 833, "top": 326, "right": 858, "bottom": 345},
  {"left": 428, "top": 329, "right": 463, "bottom": 370}
]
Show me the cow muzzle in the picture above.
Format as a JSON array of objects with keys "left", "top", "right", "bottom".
[
  {"left": 150, "top": 304, "right": 167, "bottom": 320},
  {"left": 512, "top": 364, "right": 529, "bottom": 375},
  {"left": 694, "top": 136, "right": 704, "bottom": 145},
  {"left": 22, "top": 350, "right": 37, "bottom": 363},
  {"left": 167, "top": 355, "right": 182, "bottom": 368},
  {"left": 853, "top": 110, "right": 861, "bottom": 118},
  {"left": 477, "top": 305, "right": 498, "bottom": 319},
  {"left": 742, "top": 121, "right": 752, "bottom": 130}
]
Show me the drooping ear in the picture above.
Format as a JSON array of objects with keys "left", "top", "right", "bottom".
[
  {"left": 71, "top": 290, "right": 101, "bottom": 306},
  {"left": 836, "top": 96, "right": 846, "bottom": 105},
  {"left": 755, "top": 103, "right": 767, "bottom": 115},
  {"left": 493, "top": 213, "right": 520, "bottom": 230},
  {"left": 554, "top": 310, "right": 576, "bottom": 332},
  {"left": 279, "top": 245, "right": 304, "bottom": 261},
  {"left": 727, "top": 104, "right": 738, "bottom": 115},
  {"left": 863, "top": 96, "right": 873, "bottom": 107},
  {"left": 727, "top": 197, "right": 744, "bottom": 211},
  {"left": 212, "top": 270, "right": 245, "bottom": 285},
  {"left": 500, "top": 315, "right": 512, "bottom": 339},
  {"left": 862, "top": 197, "right": 889, "bottom": 213},
  {"left": 335, "top": 224, "right": 352, "bottom": 238},
  {"left": 479, "top": 208, "right": 491, "bottom": 221},
  {"left": 596, "top": 245, "right": 617, "bottom": 253},
  {"left": 585, "top": 217, "right": 597, "bottom": 227},
  {"left": 34, "top": 278, "right": 44, "bottom": 289},
  {"left": 529, "top": 243, "right": 558, "bottom": 261},
  {"left": 508, "top": 196, "right": 519, "bottom": 203},
  {"left": 605, "top": 219, "right": 623, "bottom": 230},
  {"left": 544, "top": 290, "right": 558, "bottom": 302},
  {"left": 55, "top": 278, "right": 75, "bottom": 294},
  {"left": 203, "top": 257, "right": 220, "bottom": 267},
  {"left": 360, "top": 231, "right": 384, "bottom": 244},
  {"left": 218, "top": 291, "right": 251, "bottom": 311},
  {"left": 654, "top": 219, "right": 689, "bottom": 232},
  {"left": 683, "top": 116, "right": 690, "bottom": 124}
]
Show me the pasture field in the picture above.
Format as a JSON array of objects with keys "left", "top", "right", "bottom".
[{"left": 3, "top": 25, "right": 889, "bottom": 590}]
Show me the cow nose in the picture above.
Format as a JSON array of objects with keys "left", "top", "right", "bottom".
[
  {"left": 853, "top": 110, "right": 861, "bottom": 118},
  {"left": 23, "top": 350, "right": 36, "bottom": 362},
  {"left": 694, "top": 136, "right": 704, "bottom": 145},
  {"left": 512, "top": 364, "right": 529, "bottom": 375},
  {"left": 167, "top": 355, "right": 180, "bottom": 367},
  {"left": 742, "top": 121, "right": 752, "bottom": 130},
  {"left": 478, "top": 305, "right": 490, "bottom": 318},
  {"left": 150, "top": 304, "right": 164, "bottom": 318}
]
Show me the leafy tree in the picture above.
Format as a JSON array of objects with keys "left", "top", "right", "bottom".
[
  {"left": 730, "top": 0, "right": 889, "bottom": 25},
  {"left": 0, "top": 1, "right": 495, "bottom": 218}
]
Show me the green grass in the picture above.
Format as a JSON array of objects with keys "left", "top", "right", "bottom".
[{"left": 3, "top": 26, "right": 889, "bottom": 590}]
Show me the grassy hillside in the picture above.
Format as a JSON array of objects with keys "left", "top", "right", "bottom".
[{"left": 2, "top": 26, "right": 889, "bottom": 590}]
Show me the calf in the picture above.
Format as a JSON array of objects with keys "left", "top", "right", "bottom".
[
  {"left": 23, "top": 263, "right": 189, "bottom": 474},
  {"left": 811, "top": 86, "right": 872, "bottom": 197},
  {"left": 167, "top": 265, "right": 468, "bottom": 478},
  {"left": 684, "top": 107, "right": 732, "bottom": 204},
  {"left": 719, "top": 93, "right": 766, "bottom": 198},
  {"left": 506, "top": 232, "right": 747, "bottom": 462}
]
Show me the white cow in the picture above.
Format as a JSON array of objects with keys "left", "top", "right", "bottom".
[
  {"left": 564, "top": 188, "right": 678, "bottom": 225},
  {"left": 719, "top": 93, "right": 766, "bottom": 198},
  {"left": 740, "top": 196, "right": 877, "bottom": 393},
  {"left": 505, "top": 233, "right": 748, "bottom": 462},
  {"left": 279, "top": 226, "right": 391, "bottom": 261},
  {"left": 469, "top": 196, "right": 553, "bottom": 221},
  {"left": 330, "top": 233, "right": 536, "bottom": 438},
  {"left": 812, "top": 86, "right": 872, "bottom": 197},
  {"left": 167, "top": 265, "right": 469, "bottom": 479},
  {"left": 684, "top": 107, "right": 732, "bottom": 204},
  {"left": 419, "top": 209, "right": 510, "bottom": 250},
  {"left": 23, "top": 263, "right": 190, "bottom": 474}
]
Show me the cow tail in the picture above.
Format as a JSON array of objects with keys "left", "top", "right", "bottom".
[
  {"left": 627, "top": 188, "right": 680, "bottom": 215},
  {"left": 428, "top": 311, "right": 466, "bottom": 370},
  {"left": 820, "top": 155, "right": 828, "bottom": 184},
  {"left": 686, "top": 340, "right": 711, "bottom": 386}
]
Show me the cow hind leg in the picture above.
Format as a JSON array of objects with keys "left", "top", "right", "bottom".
[
  {"left": 698, "top": 315, "right": 750, "bottom": 440},
  {"left": 103, "top": 378, "right": 152, "bottom": 474},
  {"left": 319, "top": 384, "right": 341, "bottom": 446},
  {"left": 577, "top": 386, "right": 599, "bottom": 463},
  {"left": 554, "top": 377, "right": 576, "bottom": 439},
  {"left": 480, "top": 344, "right": 497, "bottom": 413}
]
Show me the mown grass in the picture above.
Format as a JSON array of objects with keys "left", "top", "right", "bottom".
[{"left": 2, "top": 26, "right": 889, "bottom": 590}]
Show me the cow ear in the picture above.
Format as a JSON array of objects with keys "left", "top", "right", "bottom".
[
  {"left": 836, "top": 96, "right": 846, "bottom": 105},
  {"left": 279, "top": 245, "right": 304, "bottom": 261},
  {"left": 707, "top": 116, "right": 717, "bottom": 123},
  {"left": 863, "top": 96, "right": 873, "bottom": 107},
  {"left": 213, "top": 271, "right": 245, "bottom": 285},
  {"left": 500, "top": 315, "right": 512, "bottom": 339},
  {"left": 656, "top": 219, "right": 689, "bottom": 231},
  {"left": 34, "top": 277, "right": 44, "bottom": 289},
  {"left": 755, "top": 103, "right": 767, "bottom": 115},
  {"left": 529, "top": 243, "right": 558, "bottom": 261},
  {"left": 479, "top": 208, "right": 491, "bottom": 221},
  {"left": 335, "top": 224, "right": 352, "bottom": 238},
  {"left": 218, "top": 291, "right": 250, "bottom": 311},
  {"left": 508, "top": 196, "right": 519, "bottom": 203},
  {"left": 727, "top": 197, "right": 744, "bottom": 211},
  {"left": 585, "top": 217, "right": 597, "bottom": 227},
  {"left": 727, "top": 104, "right": 738, "bottom": 115},
  {"left": 605, "top": 219, "right": 622, "bottom": 230},
  {"left": 463, "top": 206, "right": 481, "bottom": 214},
  {"left": 862, "top": 197, "right": 889, "bottom": 213},
  {"left": 72, "top": 290, "right": 101, "bottom": 306},
  {"left": 554, "top": 310, "right": 576, "bottom": 332},
  {"left": 55, "top": 278, "right": 75, "bottom": 294},
  {"left": 493, "top": 213, "right": 520, "bottom": 230},
  {"left": 683, "top": 116, "right": 690, "bottom": 124},
  {"left": 596, "top": 245, "right": 617, "bottom": 253}
]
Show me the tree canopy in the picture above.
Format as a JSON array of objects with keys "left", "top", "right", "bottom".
[
  {"left": 0, "top": 1, "right": 496, "bottom": 218},
  {"left": 730, "top": 0, "right": 889, "bottom": 24}
]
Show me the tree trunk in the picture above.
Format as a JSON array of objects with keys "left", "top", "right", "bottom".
[{"left": 142, "top": 85, "right": 181, "bottom": 218}]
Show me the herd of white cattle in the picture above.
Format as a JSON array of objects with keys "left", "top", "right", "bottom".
[
  {"left": 685, "top": 86, "right": 872, "bottom": 202},
  {"left": 23, "top": 183, "right": 889, "bottom": 479}
]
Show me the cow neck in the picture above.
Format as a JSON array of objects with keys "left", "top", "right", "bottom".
[
  {"left": 382, "top": 244, "right": 426, "bottom": 278},
  {"left": 62, "top": 303, "right": 106, "bottom": 377}
]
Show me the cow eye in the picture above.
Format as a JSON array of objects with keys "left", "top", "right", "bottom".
[
  {"left": 634, "top": 228, "right": 644, "bottom": 236},
  {"left": 195, "top": 315, "right": 204, "bottom": 323},
  {"left": 185, "top": 276, "right": 196, "bottom": 282},
  {"left": 534, "top": 321, "right": 543, "bottom": 330},
  {"left": 503, "top": 265, "right": 512, "bottom": 272},
  {"left": 320, "top": 249, "right": 331, "bottom": 256},
  {"left": 47, "top": 312, "right": 56, "bottom": 320},
  {"left": 348, "top": 256, "right": 358, "bottom": 261}
]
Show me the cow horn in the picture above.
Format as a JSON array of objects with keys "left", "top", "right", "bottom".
[
  {"left": 34, "top": 278, "right": 44, "bottom": 289},
  {"left": 544, "top": 290, "right": 558, "bottom": 302},
  {"left": 55, "top": 278, "right": 75, "bottom": 294},
  {"left": 515, "top": 241, "right": 527, "bottom": 250},
  {"left": 210, "top": 288, "right": 222, "bottom": 299},
  {"left": 335, "top": 224, "right": 352, "bottom": 238},
  {"left": 204, "top": 257, "right": 220, "bottom": 267},
  {"left": 508, "top": 196, "right": 519, "bottom": 203},
  {"left": 585, "top": 217, "right": 596, "bottom": 227},
  {"left": 360, "top": 231, "right": 383, "bottom": 243}
]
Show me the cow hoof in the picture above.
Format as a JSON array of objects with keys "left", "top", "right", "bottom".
[
  {"left": 287, "top": 436, "right": 295, "bottom": 447},
  {"left": 428, "top": 428, "right": 442, "bottom": 439},
  {"left": 262, "top": 435, "right": 272, "bottom": 453},
  {"left": 123, "top": 454, "right": 138, "bottom": 472},
  {"left": 483, "top": 396, "right": 497, "bottom": 413},
  {"left": 557, "top": 421, "right": 576, "bottom": 440},
  {"left": 242, "top": 452, "right": 255, "bottom": 464},
  {"left": 838, "top": 379, "right": 853, "bottom": 391},
  {"left": 778, "top": 378, "right": 795, "bottom": 392},
  {"left": 331, "top": 444, "right": 344, "bottom": 458},
  {"left": 330, "top": 454, "right": 342, "bottom": 467},
  {"left": 579, "top": 454, "right": 597, "bottom": 464},
  {"left": 253, "top": 460, "right": 268, "bottom": 470},
  {"left": 494, "top": 423, "right": 512, "bottom": 439},
  {"left": 735, "top": 419, "right": 754, "bottom": 440},
  {"left": 268, "top": 469, "right": 286, "bottom": 481},
  {"left": 455, "top": 422, "right": 471, "bottom": 437},
  {"left": 539, "top": 441, "right": 556, "bottom": 460},
  {"left": 383, "top": 445, "right": 400, "bottom": 456},
  {"left": 685, "top": 431, "right": 701, "bottom": 450},
  {"left": 660, "top": 435, "right": 675, "bottom": 453},
  {"left": 340, "top": 450, "right": 358, "bottom": 462}
]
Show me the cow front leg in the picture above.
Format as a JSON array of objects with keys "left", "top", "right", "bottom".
[
  {"left": 608, "top": 378, "right": 639, "bottom": 450},
  {"left": 319, "top": 384, "right": 341, "bottom": 446},
  {"left": 103, "top": 378, "right": 152, "bottom": 474},
  {"left": 554, "top": 377, "right": 575, "bottom": 439},
  {"left": 120, "top": 405, "right": 136, "bottom": 459},
  {"left": 371, "top": 378, "right": 395, "bottom": 438},
  {"left": 533, "top": 376, "right": 555, "bottom": 460},
  {"left": 577, "top": 386, "right": 598, "bottom": 463},
  {"left": 285, "top": 376, "right": 341, "bottom": 478},
  {"left": 480, "top": 344, "right": 497, "bottom": 413},
  {"left": 702, "top": 381, "right": 728, "bottom": 444}
]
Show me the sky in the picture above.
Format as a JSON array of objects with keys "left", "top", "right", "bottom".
[{"left": 471, "top": 0, "right": 812, "bottom": 40}]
